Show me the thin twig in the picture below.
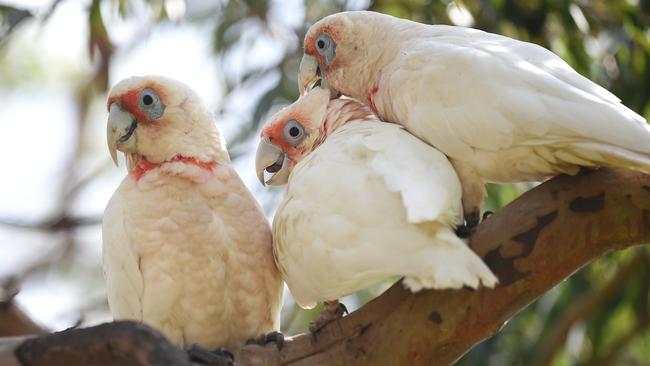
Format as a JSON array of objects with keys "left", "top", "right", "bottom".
[{"left": 0, "top": 216, "right": 102, "bottom": 231}]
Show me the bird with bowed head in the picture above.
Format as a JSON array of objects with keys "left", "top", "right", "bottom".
[{"left": 256, "top": 86, "right": 497, "bottom": 330}]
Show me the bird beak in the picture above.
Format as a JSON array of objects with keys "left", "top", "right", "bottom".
[
  {"left": 299, "top": 54, "right": 320, "bottom": 96},
  {"left": 299, "top": 54, "right": 341, "bottom": 98},
  {"left": 255, "top": 139, "right": 291, "bottom": 186},
  {"left": 107, "top": 104, "right": 138, "bottom": 166}
]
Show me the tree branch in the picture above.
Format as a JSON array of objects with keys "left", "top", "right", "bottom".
[
  {"left": 0, "top": 281, "right": 47, "bottom": 337},
  {"left": 1, "top": 168, "right": 648, "bottom": 365},
  {"left": 234, "top": 168, "right": 650, "bottom": 365},
  {"left": 0, "top": 216, "right": 102, "bottom": 231},
  {"left": 6, "top": 321, "right": 193, "bottom": 366},
  {"left": 0, "top": 304, "right": 47, "bottom": 338}
]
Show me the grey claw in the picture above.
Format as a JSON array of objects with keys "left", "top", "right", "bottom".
[
  {"left": 265, "top": 331, "right": 284, "bottom": 351},
  {"left": 187, "top": 344, "right": 235, "bottom": 366},
  {"left": 245, "top": 331, "right": 285, "bottom": 351},
  {"left": 482, "top": 210, "right": 494, "bottom": 221}
]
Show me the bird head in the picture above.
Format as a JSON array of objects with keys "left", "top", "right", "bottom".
[
  {"left": 255, "top": 86, "right": 330, "bottom": 186},
  {"left": 299, "top": 11, "right": 394, "bottom": 99},
  {"left": 106, "top": 76, "right": 227, "bottom": 172},
  {"left": 256, "top": 85, "right": 375, "bottom": 186}
]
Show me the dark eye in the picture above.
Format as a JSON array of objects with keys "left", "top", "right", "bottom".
[
  {"left": 283, "top": 120, "right": 305, "bottom": 146},
  {"left": 315, "top": 34, "right": 330, "bottom": 53},
  {"left": 139, "top": 88, "right": 165, "bottom": 120},
  {"left": 315, "top": 33, "right": 336, "bottom": 65},
  {"left": 142, "top": 94, "right": 154, "bottom": 106}
]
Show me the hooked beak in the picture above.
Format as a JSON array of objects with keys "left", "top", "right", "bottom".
[
  {"left": 299, "top": 54, "right": 320, "bottom": 96},
  {"left": 299, "top": 54, "right": 341, "bottom": 98},
  {"left": 255, "top": 140, "right": 291, "bottom": 186},
  {"left": 107, "top": 104, "right": 138, "bottom": 166}
]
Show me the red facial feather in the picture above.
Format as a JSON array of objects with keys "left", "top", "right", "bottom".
[
  {"left": 123, "top": 89, "right": 150, "bottom": 123},
  {"left": 262, "top": 118, "right": 305, "bottom": 160},
  {"left": 106, "top": 81, "right": 167, "bottom": 123},
  {"left": 266, "top": 122, "right": 293, "bottom": 152},
  {"left": 304, "top": 32, "right": 317, "bottom": 56}
]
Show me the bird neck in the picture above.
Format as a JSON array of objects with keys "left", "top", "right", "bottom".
[
  {"left": 306, "top": 98, "right": 376, "bottom": 155},
  {"left": 322, "top": 98, "right": 376, "bottom": 136},
  {"left": 128, "top": 154, "right": 218, "bottom": 182}
]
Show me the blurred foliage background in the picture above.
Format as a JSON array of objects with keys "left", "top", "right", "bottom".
[{"left": 0, "top": 0, "right": 648, "bottom": 365}]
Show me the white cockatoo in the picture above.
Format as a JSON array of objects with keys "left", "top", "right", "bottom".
[
  {"left": 103, "top": 76, "right": 283, "bottom": 352},
  {"left": 298, "top": 11, "right": 650, "bottom": 228},
  {"left": 255, "top": 87, "right": 497, "bottom": 324}
]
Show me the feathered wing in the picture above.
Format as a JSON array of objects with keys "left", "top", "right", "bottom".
[
  {"left": 385, "top": 24, "right": 650, "bottom": 179},
  {"left": 273, "top": 121, "right": 496, "bottom": 308},
  {"left": 102, "top": 189, "right": 143, "bottom": 320},
  {"left": 361, "top": 122, "right": 462, "bottom": 225},
  {"left": 359, "top": 122, "right": 497, "bottom": 291}
]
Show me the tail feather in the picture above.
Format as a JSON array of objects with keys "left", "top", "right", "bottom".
[{"left": 402, "top": 229, "right": 497, "bottom": 292}]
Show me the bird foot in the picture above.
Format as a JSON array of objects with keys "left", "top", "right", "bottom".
[
  {"left": 454, "top": 224, "right": 472, "bottom": 238},
  {"left": 187, "top": 344, "right": 235, "bottom": 366},
  {"left": 456, "top": 210, "right": 493, "bottom": 238},
  {"left": 465, "top": 209, "right": 481, "bottom": 229},
  {"left": 309, "top": 300, "right": 348, "bottom": 341},
  {"left": 578, "top": 166, "right": 598, "bottom": 175},
  {"left": 245, "top": 330, "right": 285, "bottom": 351}
]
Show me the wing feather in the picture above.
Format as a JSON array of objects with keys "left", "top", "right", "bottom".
[
  {"left": 386, "top": 25, "right": 650, "bottom": 161},
  {"left": 273, "top": 121, "right": 489, "bottom": 307},
  {"left": 102, "top": 189, "right": 143, "bottom": 320},
  {"left": 360, "top": 122, "right": 463, "bottom": 224}
]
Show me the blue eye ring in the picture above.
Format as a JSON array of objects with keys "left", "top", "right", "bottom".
[
  {"left": 283, "top": 120, "right": 305, "bottom": 146},
  {"left": 315, "top": 33, "right": 336, "bottom": 66},
  {"left": 316, "top": 33, "right": 331, "bottom": 53},
  {"left": 139, "top": 88, "right": 165, "bottom": 120}
]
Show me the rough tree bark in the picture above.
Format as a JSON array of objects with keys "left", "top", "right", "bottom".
[
  {"left": 3, "top": 322, "right": 193, "bottom": 366},
  {"left": 1, "top": 168, "right": 649, "bottom": 366}
]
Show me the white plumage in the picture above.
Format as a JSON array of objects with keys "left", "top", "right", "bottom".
[
  {"left": 103, "top": 165, "right": 281, "bottom": 348},
  {"left": 258, "top": 89, "right": 496, "bottom": 309},
  {"left": 300, "top": 11, "right": 650, "bottom": 219},
  {"left": 103, "top": 76, "right": 282, "bottom": 349}
]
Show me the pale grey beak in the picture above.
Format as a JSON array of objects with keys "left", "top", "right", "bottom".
[
  {"left": 107, "top": 104, "right": 138, "bottom": 166},
  {"left": 298, "top": 54, "right": 341, "bottom": 98},
  {"left": 255, "top": 140, "right": 291, "bottom": 186},
  {"left": 299, "top": 54, "right": 320, "bottom": 96}
]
